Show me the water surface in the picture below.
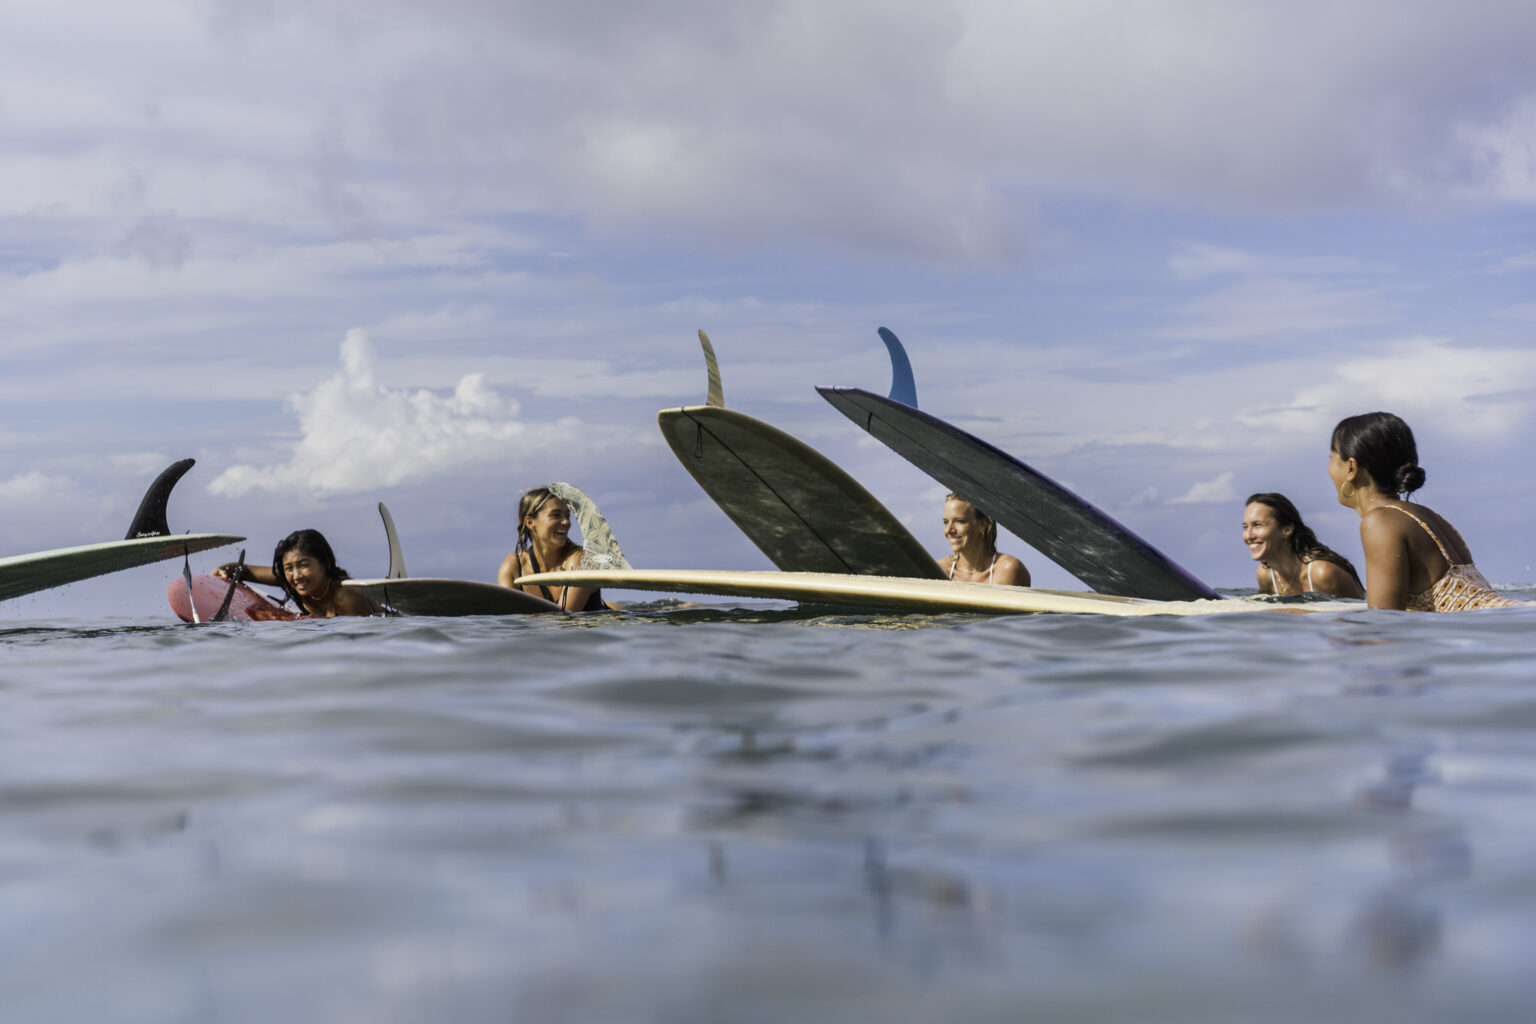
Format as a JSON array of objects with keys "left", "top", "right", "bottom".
[{"left": 3, "top": 594, "right": 1535, "bottom": 1022}]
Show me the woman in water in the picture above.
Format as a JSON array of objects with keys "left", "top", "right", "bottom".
[
  {"left": 214, "top": 529, "right": 381, "bottom": 617},
  {"left": 1329, "top": 411, "right": 1517, "bottom": 611},
  {"left": 939, "top": 494, "right": 1030, "bottom": 587},
  {"left": 498, "top": 486, "right": 607, "bottom": 611},
  {"left": 1241, "top": 492, "right": 1364, "bottom": 599}
]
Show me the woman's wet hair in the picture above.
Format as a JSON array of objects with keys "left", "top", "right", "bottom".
[
  {"left": 272, "top": 529, "right": 347, "bottom": 605},
  {"left": 946, "top": 494, "right": 998, "bottom": 557},
  {"left": 517, "top": 486, "right": 563, "bottom": 551},
  {"left": 1245, "top": 492, "right": 1362, "bottom": 587},
  {"left": 1330, "top": 411, "right": 1426, "bottom": 497}
]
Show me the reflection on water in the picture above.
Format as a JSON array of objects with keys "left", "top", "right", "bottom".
[{"left": 1, "top": 600, "right": 1534, "bottom": 1021}]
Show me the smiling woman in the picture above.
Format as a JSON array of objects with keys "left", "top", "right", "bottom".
[
  {"left": 214, "top": 530, "right": 381, "bottom": 618},
  {"left": 498, "top": 487, "right": 609, "bottom": 611},
  {"left": 1241, "top": 492, "right": 1364, "bottom": 599},
  {"left": 939, "top": 494, "right": 1029, "bottom": 587}
]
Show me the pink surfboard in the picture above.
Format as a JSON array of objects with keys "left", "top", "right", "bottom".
[{"left": 168, "top": 573, "right": 298, "bottom": 623}]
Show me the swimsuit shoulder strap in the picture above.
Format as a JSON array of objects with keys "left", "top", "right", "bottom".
[
  {"left": 1305, "top": 559, "right": 1316, "bottom": 592},
  {"left": 1267, "top": 566, "right": 1279, "bottom": 593},
  {"left": 525, "top": 547, "right": 558, "bottom": 604},
  {"left": 1383, "top": 504, "right": 1455, "bottom": 562}
]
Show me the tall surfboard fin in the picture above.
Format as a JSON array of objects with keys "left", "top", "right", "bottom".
[
  {"left": 699, "top": 329, "right": 725, "bottom": 408},
  {"left": 378, "top": 502, "right": 408, "bottom": 579},
  {"left": 547, "top": 482, "right": 632, "bottom": 571},
  {"left": 877, "top": 327, "right": 918, "bottom": 408},
  {"left": 125, "top": 458, "right": 195, "bottom": 539}
]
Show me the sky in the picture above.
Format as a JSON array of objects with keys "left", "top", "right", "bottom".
[{"left": 4, "top": 0, "right": 1536, "bottom": 618}]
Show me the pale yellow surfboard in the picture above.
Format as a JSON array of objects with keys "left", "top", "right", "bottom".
[{"left": 515, "top": 569, "right": 1359, "bottom": 618}]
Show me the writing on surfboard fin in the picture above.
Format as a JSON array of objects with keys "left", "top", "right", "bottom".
[
  {"left": 547, "top": 482, "right": 632, "bottom": 572},
  {"left": 125, "top": 458, "right": 195, "bottom": 539},
  {"left": 698, "top": 329, "right": 724, "bottom": 408},
  {"left": 877, "top": 327, "right": 918, "bottom": 409},
  {"left": 378, "top": 502, "right": 408, "bottom": 579}
]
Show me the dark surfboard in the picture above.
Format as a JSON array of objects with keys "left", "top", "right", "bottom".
[
  {"left": 816, "top": 386, "right": 1217, "bottom": 600},
  {"left": 659, "top": 405, "right": 945, "bottom": 578},
  {"left": 345, "top": 578, "right": 563, "bottom": 616}
]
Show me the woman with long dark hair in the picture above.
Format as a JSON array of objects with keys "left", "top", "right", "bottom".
[
  {"left": 1241, "top": 492, "right": 1363, "bottom": 598},
  {"left": 214, "top": 529, "right": 381, "bottom": 617},
  {"left": 1329, "top": 411, "right": 1517, "bottom": 611}
]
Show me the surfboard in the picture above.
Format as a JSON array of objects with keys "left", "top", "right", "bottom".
[
  {"left": 661, "top": 332, "right": 943, "bottom": 578},
  {"left": 816, "top": 386, "right": 1217, "bottom": 601},
  {"left": 1, "top": 458, "right": 243, "bottom": 602},
  {"left": 344, "top": 578, "right": 563, "bottom": 616},
  {"left": 169, "top": 573, "right": 298, "bottom": 622},
  {"left": 517, "top": 568, "right": 1355, "bottom": 618},
  {"left": 365, "top": 502, "right": 569, "bottom": 614}
]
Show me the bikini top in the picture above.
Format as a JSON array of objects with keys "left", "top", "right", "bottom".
[
  {"left": 1266, "top": 560, "right": 1317, "bottom": 595},
  {"left": 1383, "top": 504, "right": 1517, "bottom": 613},
  {"left": 524, "top": 547, "right": 604, "bottom": 612},
  {"left": 949, "top": 552, "right": 997, "bottom": 583}
]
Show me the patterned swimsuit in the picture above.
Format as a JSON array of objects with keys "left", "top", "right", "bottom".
[{"left": 1385, "top": 505, "right": 1519, "bottom": 612}]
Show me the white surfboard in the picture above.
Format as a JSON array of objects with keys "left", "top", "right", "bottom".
[
  {"left": 515, "top": 568, "right": 1358, "bottom": 618},
  {"left": 1, "top": 459, "right": 243, "bottom": 602}
]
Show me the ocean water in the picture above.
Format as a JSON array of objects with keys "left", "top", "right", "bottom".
[{"left": 3, "top": 592, "right": 1535, "bottom": 1023}]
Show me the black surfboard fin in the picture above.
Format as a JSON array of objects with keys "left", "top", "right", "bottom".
[{"left": 125, "top": 458, "right": 195, "bottom": 540}]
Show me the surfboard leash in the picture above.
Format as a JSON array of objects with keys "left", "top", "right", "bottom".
[{"left": 211, "top": 549, "right": 246, "bottom": 622}]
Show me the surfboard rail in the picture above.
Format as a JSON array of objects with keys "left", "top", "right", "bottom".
[{"left": 517, "top": 569, "right": 1353, "bottom": 618}]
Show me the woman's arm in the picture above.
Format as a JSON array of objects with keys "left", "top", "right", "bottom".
[
  {"left": 1310, "top": 560, "right": 1365, "bottom": 600},
  {"left": 1254, "top": 566, "right": 1273, "bottom": 594},
  {"left": 991, "top": 554, "right": 1030, "bottom": 588},
  {"left": 214, "top": 562, "right": 278, "bottom": 586},
  {"left": 1359, "top": 513, "right": 1411, "bottom": 610},
  {"left": 496, "top": 552, "right": 522, "bottom": 589}
]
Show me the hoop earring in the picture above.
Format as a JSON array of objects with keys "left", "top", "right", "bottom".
[{"left": 1341, "top": 481, "right": 1356, "bottom": 500}]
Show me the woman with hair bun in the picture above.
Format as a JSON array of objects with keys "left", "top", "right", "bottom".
[
  {"left": 1329, "top": 411, "right": 1517, "bottom": 611},
  {"left": 1241, "top": 493, "right": 1363, "bottom": 599}
]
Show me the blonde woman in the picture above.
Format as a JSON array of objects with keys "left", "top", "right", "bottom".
[{"left": 939, "top": 494, "right": 1029, "bottom": 587}]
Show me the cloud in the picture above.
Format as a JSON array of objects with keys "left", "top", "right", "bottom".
[
  {"left": 1239, "top": 337, "right": 1536, "bottom": 438},
  {"left": 1170, "top": 471, "right": 1236, "bottom": 505},
  {"left": 1157, "top": 277, "right": 1392, "bottom": 342},
  {"left": 208, "top": 329, "right": 562, "bottom": 498},
  {"left": 0, "top": 471, "right": 76, "bottom": 504}
]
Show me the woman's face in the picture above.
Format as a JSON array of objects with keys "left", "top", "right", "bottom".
[
  {"left": 282, "top": 548, "right": 329, "bottom": 599},
  {"left": 526, "top": 498, "right": 572, "bottom": 546},
  {"left": 1241, "top": 502, "right": 1290, "bottom": 563},
  {"left": 943, "top": 499, "right": 978, "bottom": 552},
  {"left": 1327, "top": 449, "right": 1351, "bottom": 505}
]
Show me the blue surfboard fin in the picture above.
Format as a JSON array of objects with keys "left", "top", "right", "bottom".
[{"left": 877, "top": 327, "right": 918, "bottom": 408}]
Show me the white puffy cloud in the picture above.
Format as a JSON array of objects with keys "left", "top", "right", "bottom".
[
  {"left": 208, "top": 329, "right": 561, "bottom": 498},
  {"left": 0, "top": 471, "right": 76, "bottom": 504},
  {"left": 1239, "top": 337, "right": 1536, "bottom": 439},
  {"left": 1170, "top": 471, "right": 1236, "bottom": 505}
]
